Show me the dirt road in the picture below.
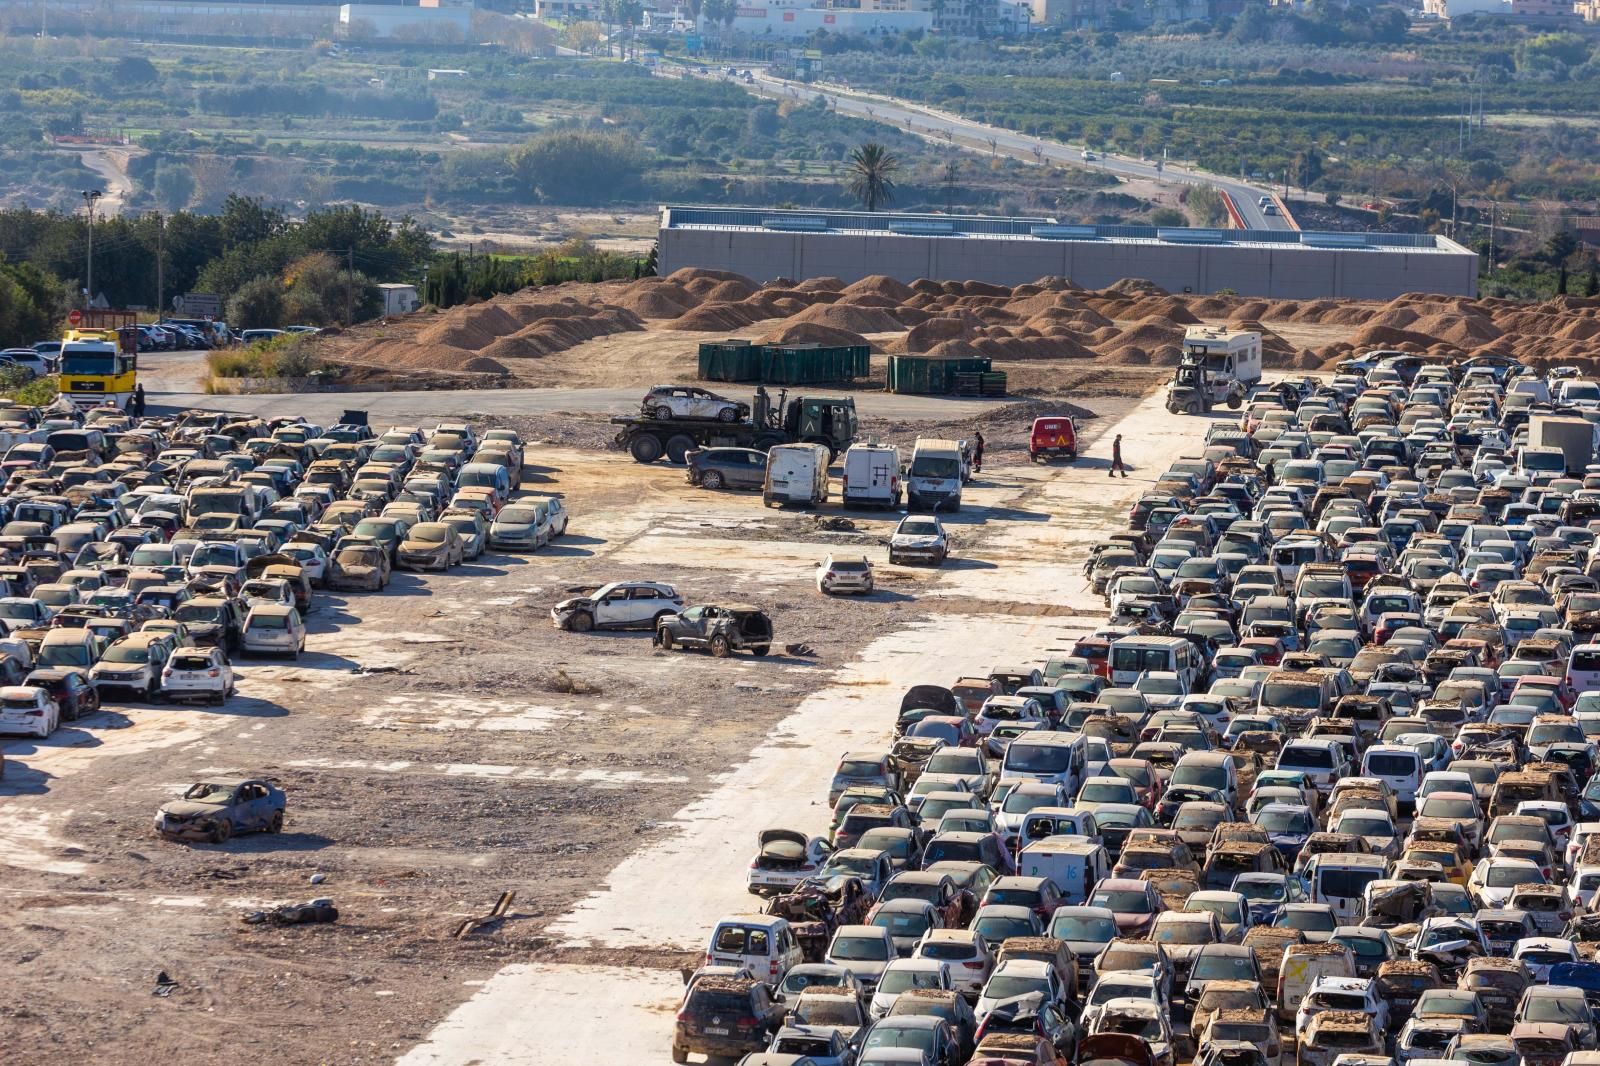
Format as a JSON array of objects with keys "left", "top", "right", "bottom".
[
  {"left": 396, "top": 387, "right": 1215, "bottom": 1064},
  {"left": 2, "top": 385, "right": 1156, "bottom": 1065}
]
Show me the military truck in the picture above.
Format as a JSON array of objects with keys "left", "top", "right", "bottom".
[
  {"left": 612, "top": 388, "right": 858, "bottom": 465},
  {"left": 1167, "top": 326, "right": 1263, "bottom": 415}
]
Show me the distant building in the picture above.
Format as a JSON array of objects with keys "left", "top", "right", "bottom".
[
  {"left": 339, "top": 2, "right": 474, "bottom": 40},
  {"left": 1509, "top": 0, "right": 1579, "bottom": 19},
  {"left": 536, "top": 0, "right": 600, "bottom": 19},
  {"left": 708, "top": 0, "right": 931, "bottom": 36},
  {"left": 427, "top": 68, "right": 468, "bottom": 79},
  {"left": 378, "top": 283, "right": 421, "bottom": 316},
  {"left": 1580, "top": 0, "right": 1600, "bottom": 19}
]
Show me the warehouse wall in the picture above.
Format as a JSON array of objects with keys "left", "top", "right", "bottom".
[{"left": 657, "top": 229, "right": 1479, "bottom": 299}]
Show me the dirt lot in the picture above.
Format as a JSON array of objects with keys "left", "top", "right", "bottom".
[{"left": 0, "top": 387, "right": 1146, "bottom": 1065}]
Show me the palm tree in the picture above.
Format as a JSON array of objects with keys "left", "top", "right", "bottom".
[{"left": 848, "top": 143, "right": 899, "bottom": 212}]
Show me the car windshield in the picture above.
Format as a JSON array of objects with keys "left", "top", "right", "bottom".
[
  {"left": 1193, "top": 952, "right": 1255, "bottom": 981},
  {"left": 1423, "top": 797, "right": 1476, "bottom": 819},
  {"left": 100, "top": 644, "right": 149, "bottom": 664},
  {"left": 1524, "top": 996, "right": 1588, "bottom": 1024},
  {"left": 249, "top": 613, "right": 290, "bottom": 630},
  {"left": 1235, "top": 879, "right": 1284, "bottom": 901},
  {"left": 973, "top": 916, "right": 1036, "bottom": 941},
  {"left": 1051, "top": 914, "right": 1116, "bottom": 941},
  {"left": 899, "top": 520, "right": 939, "bottom": 537},
  {"left": 795, "top": 997, "right": 861, "bottom": 1026},
  {"left": 1485, "top": 864, "right": 1543, "bottom": 887},
  {"left": 830, "top": 935, "right": 889, "bottom": 962},
  {"left": 984, "top": 975, "right": 1048, "bottom": 1002},
  {"left": 1153, "top": 921, "right": 1213, "bottom": 945},
  {"left": 1258, "top": 809, "right": 1313, "bottom": 833},
  {"left": 1092, "top": 890, "right": 1152, "bottom": 912},
  {"left": 172, "top": 654, "right": 214, "bottom": 671},
  {"left": 183, "top": 782, "right": 234, "bottom": 803}
]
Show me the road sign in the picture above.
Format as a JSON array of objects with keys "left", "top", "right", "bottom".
[{"left": 67, "top": 309, "right": 82, "bottom": 325}]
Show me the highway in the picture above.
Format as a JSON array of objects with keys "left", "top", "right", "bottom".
[{"left": 734, "top": 69, "right": 1296, "bottom": 231}]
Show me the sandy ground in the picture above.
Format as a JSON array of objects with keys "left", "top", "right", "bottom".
[
  {"left": 1, "top": 379, "right": 1153, "bottom": 1065},
  {"left": 398, "top": 383, "right": 1214, "bottom": 1066}
]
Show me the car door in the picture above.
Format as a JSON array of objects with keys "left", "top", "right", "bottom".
[
  {"left": 549, "top": 499, "right": 567, "bottom": 536},
  {"left": 625, "top": 585, "right": 666, "bottom": 628},
  {"left": 686, "top": 389, "right": 717, "bottom": 420},
  {"left": 593, "top": 586, "right": 633, "bottom": 628},
  {"left": 729, "top": 452, "right": 758, "bottom": 489}
]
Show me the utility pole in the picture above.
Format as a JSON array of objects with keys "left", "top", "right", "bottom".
[
  {"left": 155, "top": 213, "right": 165, "bottom": 316},
  {"left": 80, "top": 189, "right": 102, "bottom": 309},
  {"left": 346, "top": 247, "right": 355, "bottom": 327},
  {"left": 1489, "top": 201, "right": 1497, "bottom": 272}
]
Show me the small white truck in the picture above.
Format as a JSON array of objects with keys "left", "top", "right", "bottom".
[{"left": 763, "top": 442, "right": 830, "bottom": 507}]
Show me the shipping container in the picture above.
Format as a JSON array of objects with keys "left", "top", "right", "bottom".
[{"left": 886, "top": 355, "right": 993, "bottom": 394}]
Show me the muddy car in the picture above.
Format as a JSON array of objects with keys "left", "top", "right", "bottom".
[
  {"left": 155, "top": 777, "right": 285, "bottom": 843},
  {"left": 551, "top": 581, "right": 684, "bottom": 633},
  {"left": 327, "top": 540, "right": 391, "bottom": 592},
  {"left": 656, "top": 603, "right": 773, "bottom": 657}
]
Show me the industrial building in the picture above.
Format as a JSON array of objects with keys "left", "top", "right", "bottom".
[{"left": 656, "top": 206, "right": 1480, "bottom": 300}]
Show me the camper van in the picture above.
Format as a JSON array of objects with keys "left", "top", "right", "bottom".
[{"left": 763, "top": 443, "right": 830, "bottom": 508}]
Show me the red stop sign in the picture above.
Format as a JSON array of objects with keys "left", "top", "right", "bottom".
[{"left": 67, "top": 309, "right": 82, "bottom": 325}]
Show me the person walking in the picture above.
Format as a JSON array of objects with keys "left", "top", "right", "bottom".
[
  {"left": 130, "top": 383, "right": 147, "bottom": 419},
  {"left": 1109, "top": 433, "right": 1127, "bottom": 478},
  {"left": 972, "top": 430, "right": 985, "bottom": 475}
]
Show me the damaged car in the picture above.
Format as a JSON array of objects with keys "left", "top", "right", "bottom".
[
  {"left": 155, "top": 777, "right": 286, "bottom": 844},
  {"left": 747, "top": 828, "right": 833, "bottom": 896},
  {"left": 656, "top": 603, "right": 773, "bottom": 657},
  {"left": 552, "top": 581, "right": 684, "bottom": 633}
]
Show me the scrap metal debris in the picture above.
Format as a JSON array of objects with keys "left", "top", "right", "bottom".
[
  {"left": 153, "top": 971, "right": 178, "bottom": 998},
  {"left": 243, "top": 898, "right": 340, "bottom": 926},
  {"left": 454, "top": 890, "right": 516, "bottom": 939}
]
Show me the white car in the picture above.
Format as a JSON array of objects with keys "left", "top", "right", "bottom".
[
  {"left": 1468, "top": 856, "right": 1545, "bottom": 908},
  {"left": 160, "top": 646, "right": 235, "bottom": 705},
  {"left": 817, "top": 554, "right": 874, "bottom": 595},
  {"left": 869, "top": 958, "right": 952, "bottom": 1019},
  {"left": 976, "top": 958, "right": 1065, "bottom": 1023},
  {"left": 88, "top": 632, "right": 175, "bottom": 700},
  {"left": 550, "top": 581, "right": 683, "bottom": 632},
  {"left": 240, "top": 604, "right": 307, "bottom": 659},
  {"left": 640, "top": 385, "right": 748, "bottom": 423},
  {"left": 280, "top": 543, "right": 330, "bottom": 587},
  {"left": 746, "top": 828, "right": 832, "bottom": 896},
  {"left": 914, "top": 928, "right": 994, "bottom": 998},
  {"left": 888, "top": 516, "right": 949, "bottom": 566},
  {"left": 1294, "top": 975, "right": 1387, "bottom": 1043},
  {"left": 0, "top": 684, "right": 59, "bottom": 737}
]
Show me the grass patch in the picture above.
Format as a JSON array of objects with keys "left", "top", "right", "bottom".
[
  {"left": 0, "top": 368, "right": 59, "bottom": 407},
  {"left": 205, "top": 335, "right": 330, "bottom": 392}
]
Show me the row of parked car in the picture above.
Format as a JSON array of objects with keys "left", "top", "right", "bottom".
[
  {"left": 671, "top": 354, "right": 1600, "bottom": 1066},
  {"left": 0, "top": 404, "right": 566, "bottom": 794}
]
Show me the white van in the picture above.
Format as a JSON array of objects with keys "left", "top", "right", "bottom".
[
  {"left": 1361, "top": 744, "right": 1425, "bottom": 813},
  {"left": 1018, "top": 837, "right": 1111, "bottom": 905},
  {"left": 763, "top": 443, "right": 830, "bottom": 508},
  {"left": 1270, "top": 537, "right": 1327, "bottom": 583},
  {"left": 1017, "top": 807, "right": 1101, "bottom": 850},
  {"left": 704, "top": 914, "right": 806, "bottom": 983},
  {"left": 906, "top": 438, "right": 964, "bottom": 513},
  {"left": 1568, "top": 643, "right": 1600, "bottom": 698},
  {"left": 1305, "top": 852, "right": 1390, "bottom": 923},
  {"left": 999, "top": 732, "right": 1088, "bottom": 795},
  {"left": 841, "top": 444, "right": 901, "bottom": 509},
  {"left": 1108, "top": 635, "right": 1202, "bottom": 689}
]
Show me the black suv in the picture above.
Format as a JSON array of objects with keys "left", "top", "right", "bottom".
[{"left": 672, "top": 977, "right": 784, "bottom": 1063}]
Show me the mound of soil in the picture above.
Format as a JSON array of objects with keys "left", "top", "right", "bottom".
[
  {"left": 755, "top": 322, "right": 875, "bottom": 350},
  {"left": 962, "top": 280, "right": 1013, "bottom": 298},
  {"left": 910, "top": 279, "right": 946, "bottom": 296},
  {"left": 613, "top": 287, "right": 691, "bottom": 319},
  {"left": 665, "top": 267, "right": 756, "bottom": 287},
  {"left": 925, "top": 339, "right": 985, "bottom": 358},
  {"left": 701, "top": 278, "right": 759, "bottom": 303},
  {"left": 462, "top": 356, "right": 511, "bottom": 374},
  {"left": 788, "top": 302, "right": 906, "bottom": 334},
  {"left": 1351, "top": 323, "right": 1444, "bottom": 349},
  {"left": 795, "top": 276, "right": 847, "bottom": 293},
  {"left": 1108, "top": 278, "right": 1168, "bottom": 297},
  {"left": 1409, "top": 312, "right": 1502, "bottom": 347},
  {"left": 661, "top": 303, "right": 767, "bottom": 332},
  {"left": 499, "top": 300, "right": 596, "bottom": 326},
  {"left": 1126, "top": 297, "right": 1201, "bottom": 324},
  {"left": 890, "top": 312, "right": 987, "bottom": 353},
  {"left": 1227, "top": 301, "right": 1271, "bottom": 321},
  {"left": 844, "top": 274, "right": 916, "bottom": 302},
  {"left": 1106, "top": 317, "right": 1187, "bottom": 350},
  {"left": 836, "top": 292, "right": 902, "bottom": 309},
  {"left": 1149, "top": 344, "right": 1185, "bottom": 366},
  {"left": 1004, "top": 292, "right": 1089, "bottom": 318},
  {"left": 1365, "top": 307, "right": 1421, "bottom": 330},
  {"left": 1104, "top": 345, "right": 1152, "bottom": 365},
  {"left": 1186, "top": 296, "right": 1238, "bottom": 318}
]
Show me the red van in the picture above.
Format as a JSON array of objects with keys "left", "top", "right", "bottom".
[{"left": 1029, "top": 417, "right": 1078, "bottom": 462}]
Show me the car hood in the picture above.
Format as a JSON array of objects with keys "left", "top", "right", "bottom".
[
  {"left": 892, "top": 534, "right": 942, "bottom": 547},
  {"left": 552, "top": 597, "right": 593, "bottom": 612},
  {"left": 160, "top": 800, "right": 223, "bottom": 818}
]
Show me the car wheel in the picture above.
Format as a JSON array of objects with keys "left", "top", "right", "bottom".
[
  {"left": 654, "top": 405, "right": 673, "bottom": 420},
  {"left": 267, "top": 811, "right": 284, "bottom": 834},
  {"left": 570, "top": 610, "right": 594, "bottom": 633},
  {"left": 671, "top": 1043, "right": 688, "bottom": 1065},
  {"left": 701, "top": 470, "right": 725, "bottom": 490},
  {"left": 709, "top": 634, "right": 731, "bottom": 658},
  {"left": 657, "top": 629, "right": 674, "bottom": 650},
  {"left": 209, "top": 819, "right": 232, "bottom": 845},
  {"left": 751, "top": 645, "right": 770, "bottom": 657},
  {"left": 717, "top": 406, "right": 738, "bottom": 422}
]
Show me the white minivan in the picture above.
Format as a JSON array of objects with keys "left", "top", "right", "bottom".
[
  {"left": 763, "top": 443, "right": 830, "bottom": 508},
  {"left": 1361, "top": 744, "right": 1425, "bottom": 813},
  {"left": 1568, "top": 643, "right": 1600, "bottom": 698},
  {"left": 999, "top": 732, "right": 1088, "bottom": 796}
]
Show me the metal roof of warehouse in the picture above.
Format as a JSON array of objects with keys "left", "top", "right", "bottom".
[{"left": 660, "top": 206, "right": 1468, "bottom": 255}]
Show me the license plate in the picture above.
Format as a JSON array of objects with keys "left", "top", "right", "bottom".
[{"left": 704, "top": 1027, "right": 728, "bottom": 1036}]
